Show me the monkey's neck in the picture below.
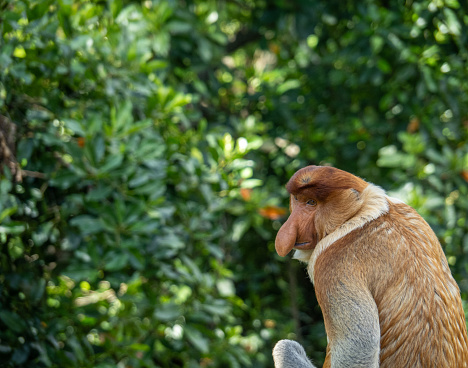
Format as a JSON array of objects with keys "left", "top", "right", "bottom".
[{"left": 293, "top": 184, "right": 390, "bottom": 284}]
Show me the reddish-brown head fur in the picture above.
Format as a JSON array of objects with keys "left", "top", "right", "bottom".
[
  {"left": 275, "top": 166, "right": 368, "bottom": 257},
  {"left": 286, "top": 166, "right": 368, "bottom": 201}
]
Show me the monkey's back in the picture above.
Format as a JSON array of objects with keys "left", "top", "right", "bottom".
[
  {"left": 363, "top": 202, "right": 467, "bottom": 367},
  {"left": 316, "top": 201, "right": 468, "bottom": 367}
]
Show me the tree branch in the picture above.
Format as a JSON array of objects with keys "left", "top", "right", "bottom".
[{"left": 0, "top": 115, "right": 22, "bottom": 182}]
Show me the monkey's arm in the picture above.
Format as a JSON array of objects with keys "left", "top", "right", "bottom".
[
  {"left": 318, "top": 278, "right": 380, "bottom": 368},
  {"left": 272, "top": 281, "right": 379, "bottom": 368},
  {"left": 273, "top": 339, "right": 316, "bottom": 368}
]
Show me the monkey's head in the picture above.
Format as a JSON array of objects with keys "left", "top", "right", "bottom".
[{"left": 275, "top": 166, "right": 368, "bottom": 257}]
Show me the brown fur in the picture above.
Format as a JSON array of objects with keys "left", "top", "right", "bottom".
[
  {"left": 276, "top": 166, "right": 468, "bottom": 367},
  {"left": 286, "top": 166, "right": 367, "bottom": 202}
]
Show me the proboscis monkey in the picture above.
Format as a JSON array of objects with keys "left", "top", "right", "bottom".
[{"left": 273, "top": 166, "right": 468, "bottom": 368}]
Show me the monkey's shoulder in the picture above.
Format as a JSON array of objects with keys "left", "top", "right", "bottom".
[
  {"left": 352, "top": 201, "right": 440, "bottom": 255},
  {"left": 313, "top": 202, "right": 442, "bottom": 287}
]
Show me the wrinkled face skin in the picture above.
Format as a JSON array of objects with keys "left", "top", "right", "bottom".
[
  {"left": 275, "top": 165, "right": 368, "bottom": 257},
  {"left": 275, "top": 193, "right": 318, "bottom": 257}
]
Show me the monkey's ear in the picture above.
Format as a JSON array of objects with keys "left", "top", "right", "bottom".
[{"left": 350, "top": 188, "right": 361, "bottom": 200}]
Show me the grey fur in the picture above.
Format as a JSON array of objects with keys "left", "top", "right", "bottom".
[{"left": 273, "top": 340, "right": 316, "bottom": 368}]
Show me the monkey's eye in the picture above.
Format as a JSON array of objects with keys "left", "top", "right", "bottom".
[
  {"left": 306, "top": 199, "right": 317, "bottom": 206},
  {"left": 293, "top": 195, "right": 298, "bottom": 201}
]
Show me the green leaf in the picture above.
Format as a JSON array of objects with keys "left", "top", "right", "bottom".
[
  {"left": 154, "top": 303, "right": 180, "bottom": 321},
  {"left": 231, "top": 219, "right": 249, "bottom": 242},
  {"left": 86, "top": 184, "right": 113, "bottom": 201},
  {"left": 0, "top": 311, "right": 26, "bottom": 333},
  {"left": 443, "top": 8, "right": 461, "bottom": 36},
  {"left": 240, "top": 179, "right": 262, "bottom": 189},
  {"left": 97, "top": 154, "right": 123, "bottom": 174},
  {"left": 370, "top": 35, "right": 384, "bottom": 53},
  {"left": 1, "top": 223, "right": 26, "bottom": 234},
  {"left": 104, "top": 252, "right": 129, "bottom": 271},
  {"left": 112, "top": 100, "right": 133, "bottom": 132},
  {"left": 377, "top": 145, "right": 416, "bottom": 169},
  {"left": 129, "top": 343, "right": 150, "bottom": 351},
  {"left": 167, "top": 21, "right": 192, "bottom": 34},
  {"left": 50, "top": 170, "right": 82, "bottom": 189},
  {"left": 11, "top": 345, "right": 29, "bottom": 365},
  {"left": 217, "top": 279, "right": 236, "bottom": 297},
  {"left": 201, "top": 301, "right": 230, "bottom": 316},
  {"left": 277, "top": 79, "right": 301, "bottom": 94},
  {"left": 64, "top": 119, "right": 86, "bottom": 136},
  {"left": 184, "top": 326, "right": 209, "bottom": 353},
  {"left": 70, "top": 215, "right": 104, "bottom": 235},
  {"left": 421, "top": 65, "right": 437, "bottom": 92},
  {"left": 0, "top": 205, "right": 17, "bottom": 222}
]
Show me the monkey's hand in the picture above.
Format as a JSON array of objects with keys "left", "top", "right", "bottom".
[{"left": 273, "top": 339, "right": 316, "bottom": 368}]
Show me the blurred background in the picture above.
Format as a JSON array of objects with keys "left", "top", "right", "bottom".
[{"left": 1, "top": 0, "right": 468, "bottom": 366}]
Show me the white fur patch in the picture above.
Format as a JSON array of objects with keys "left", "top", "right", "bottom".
[
  {"left": 387, "top": 196, "right": 405, "bottom": 204},
  {"left": 293, "top": 249, "right": 314, "bottom": 263},
  {"left": 292, "top": 184, "right": 390, "bottom": 284}
]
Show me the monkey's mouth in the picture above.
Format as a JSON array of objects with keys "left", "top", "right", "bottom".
[{"left": 294, "top": 241, "right": 314, "bottom": 250}]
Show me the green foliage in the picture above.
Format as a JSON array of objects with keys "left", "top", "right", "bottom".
[{"left": 1, "top": 0, "right": 468, "bottom": 367}]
